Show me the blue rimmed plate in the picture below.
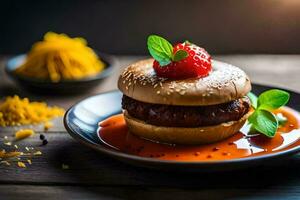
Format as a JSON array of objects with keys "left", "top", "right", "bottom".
[{"left": 64, "top": 84, "right": 300, "bottom": 172}]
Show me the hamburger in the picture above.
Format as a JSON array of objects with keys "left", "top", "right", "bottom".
[{"left": 118, "top": 35, "right": 251, "bottom": 145}]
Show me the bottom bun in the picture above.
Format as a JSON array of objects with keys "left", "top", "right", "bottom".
[{"left": 124, "top": 111, "right": 251, "bottom": 145}]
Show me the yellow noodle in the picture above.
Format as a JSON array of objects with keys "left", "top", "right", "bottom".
[
  {"left": 59, "top": 52, "right": 75, "bottom": 78},
  {"left": 16, "top": 32, "right": 105, "bottom": 82},
  {"left": 47, "top": 53, "right": 60, "bottom": 82}
]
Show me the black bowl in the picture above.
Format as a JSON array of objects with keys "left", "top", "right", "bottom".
[{"left": 5, "top": 53, "right": 116, "bottom": 94}]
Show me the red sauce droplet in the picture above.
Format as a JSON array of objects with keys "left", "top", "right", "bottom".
[
  {"left": 98, "top": 108, "right": 300, "bottom": 162},
  {"left": 212, "top": 147, "right": 220, "bottom": 152},
  {"left": 222, "top": 152, "right": 231, "bottom": 156},
  {"left": 194, "top": 152, "right": 200, "bottom": 156}
]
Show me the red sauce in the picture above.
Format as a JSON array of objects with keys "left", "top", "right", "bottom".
[{"left": 98, "top": 107, "right": 300, "bottom": 162}]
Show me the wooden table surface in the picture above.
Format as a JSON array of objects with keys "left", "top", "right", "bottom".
[{"left": 0, "top": 55, "right": 300, "bottom": 200}]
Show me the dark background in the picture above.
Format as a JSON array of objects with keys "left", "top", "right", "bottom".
[{"left": 1, "top": 0, "right": 300, "bottom": 55}]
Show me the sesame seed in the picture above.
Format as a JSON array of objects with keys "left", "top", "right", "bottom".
[
  {"left": 1, "top": 161, "right": 10, "bottom": 166},
  {"left": 4, "top": 142, "right": 11, "bottom": 146},
  {"left": 33, "top": 151, "right": 42, "bottom": 155},
  {"left": 179, "top": 91, "right": 186, "bottom": 95},
  {"left": 17, "top": 161, "right": 26, "bottom": 168}
]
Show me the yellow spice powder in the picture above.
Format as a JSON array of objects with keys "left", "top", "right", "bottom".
[
  {"left": 44, "top": 121, "right": 53, "bottom": 131},
  {"left": 17, "top": 161, "right": 26, "bottom": 168},
  {"left": 0, "top": 95, "right": 64, "bottom": 126},
  {"left": 15, "top": 129, "right": 35, "bottom": 140},
  {"left": 0, "top": 150, "right": 22, "bottom": 159}
]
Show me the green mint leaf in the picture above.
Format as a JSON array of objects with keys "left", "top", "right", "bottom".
[
  {"left": 247, "top": 124, "right": 259, "bottom": 135},
  {"left": 147, "top": 35, "right": 173, "bottom": 66},
  {"left": 247, "top": 92, "right": 258, "bottom": 109},
  {"left": 257, "top": 89, "right": 290, "bottom": 111},
  {"left": 276, "top": 113, "right": 287, "bottom": 126},
  {"left": 248, "top": 110, "right": 278, "bottom": 137},
  {"left": 173, "top": 49, "right": 189, "bottom": 62}
]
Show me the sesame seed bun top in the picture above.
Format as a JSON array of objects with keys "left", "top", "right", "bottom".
[{"left": 118, "top": 59, "right": 251, "bottom": 106}]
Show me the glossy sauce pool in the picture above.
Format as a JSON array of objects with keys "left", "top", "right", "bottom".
[{"left": 98, "top": 107, "right": 300, "bottom": 162}]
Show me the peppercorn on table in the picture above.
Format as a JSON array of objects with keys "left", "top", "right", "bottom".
[{"left": 1, "top": 55, "right": 300, "bottom": 200}]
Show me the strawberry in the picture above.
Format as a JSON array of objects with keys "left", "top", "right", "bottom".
[{"left": 147, "top": 35, "right": 212, "bottom": 79}]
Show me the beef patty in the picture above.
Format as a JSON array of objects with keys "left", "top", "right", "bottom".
[{"left": 122, "top": 95, "right": 250, "bottom": 127}]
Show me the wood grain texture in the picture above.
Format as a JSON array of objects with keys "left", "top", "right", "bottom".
[
  {"left": 2, "top": 131, "right": 300, "bottom": 188},
  {"left": 1, "top": 55, "right": 300, "bottom": 199},
  {"left": 1, "top": 185, "right": 300, "bottom": 200}
]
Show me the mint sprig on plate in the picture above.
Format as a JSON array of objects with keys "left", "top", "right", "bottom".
[
  {"left": 247, "top": 89, "right": 290, "bottom": 137},
  {"left": 147, "top": 35, "right": 188, "bottom": 66}
]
